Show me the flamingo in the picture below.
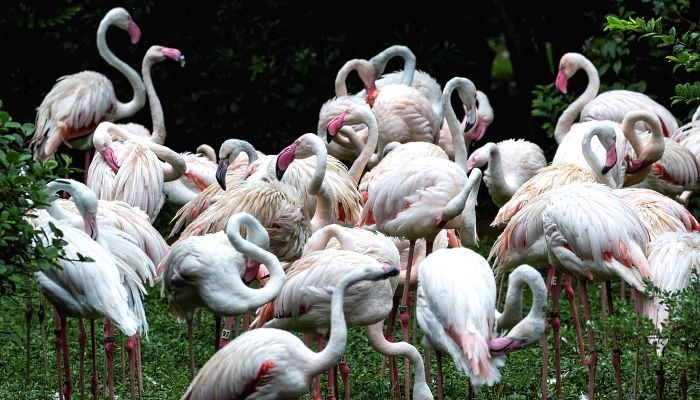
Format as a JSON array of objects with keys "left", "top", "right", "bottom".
[
  {"left": 615, "top": 188, "right": 700, "bottom": 238},
  {"left": 160, "top": 212, "right": 285, "bottom": 379},
  {"left": 31, "top": 7, "right": 146, "bottom": 165},
  {"left": 542, "top": 181, "right": 652, "bottom": 399},
  {"left": 492, "top": 121, "right": 620, "bottom": 227},
  {"left": 437, "top": 90, "right": 494, "bottom": 159},
  {"left": 670, "top": 119, "right": 700, "bottom": 203},
  {"left": 179, "top": 262, "right": 399, "bottom": 400},
  {"left": 554, "top": 52, "right": 678, "bottom": 144},
  {"left": 416, "top": 248, "right": 546, "bottom": 399},
  {"left": 35, "top": 179, "right": 141, "bottom": 400},
  {"left": 88, "top": 121, "right": 186, "bottom": 220},
  {"left": 466, "top": 139, "right": 547, "bottom": 207},
  {"left": 252, "top": 225, "right": 400, "bottom": 399},
  {"left": 169, "top": 139, "right": 259, "bottom": 237}
]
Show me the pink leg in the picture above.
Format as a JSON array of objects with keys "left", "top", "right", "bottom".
[
  {"left": 53, "top": 309, "right": 65, "bottom": 400},
  {"left": 436, "top": 350, "right": 444, "bottom": 400},
  {"left": 549, "top": 271, "right": 563, "bottom": 398},
  {"left": 90, "top": 320, "right": 98, "bottom": 400},
  {"left": 605, "top": 282, "right": 623, "bottom": 400},
  {"left": 399, "top": 240, "right": 419, "bottom": 400},
  {"left": 60, "top": 315, "right": 73, "bottom": 400},
  {"left": 541, "top": 266, "right": 553, "bottom": 400},
  {"left": 136, "top": 334, "right": 143, "bottom": 396},
  {"left": 579, "top": 280, "right": 597, "bottom": 400},
  {"left": 219, "top": 316, "right": 233, "bottom": 349},
  {"left": 104, "top": 319, "right": 115, "bottom": 400},
  {"left": 126, "top": 335, "right": 137, "bottom": 400},
  {"left": 339, "top": 355, "right": 350, "bottom": 400},
  {"left": 214, "top": 316, "right": 221, "bottom": 352},
  {"left": 187, "top": 320, "right": 196, "bottom": 380},
  {"left": 313, "top": 335, "right": 324, "bottom": 400},
  {"left": 381, "top": 296, "right": 399, "bottom": 397},
  {"left": 84, "top": 148, "right": 91, "bottom": 184},
  {"left": 78, "top": 319, "right": 87, "bottom": 400},
  {"left": 327, "top": 364, "right": 337, "bottom": 400},
  {"left": 242, "top": 311, "right": 251, "bottom": 332},
  {"left": 564, "top": 275, "right": 586, "bottom": 366},
  {"left": 121, "top": 333, "right": 125, "bottom": 384}
]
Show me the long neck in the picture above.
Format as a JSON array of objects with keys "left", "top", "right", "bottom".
[
  {"left": 554, "top": 57, "right": 600, "bottom": 144},
  {"left": 443, "top": 78, "right": 474, "bottom": 169},
  {"left": 582, "top": 127, "right": 617, "bottom": 187},
  {"left": 142, "top": 55, "right": 166, "bottom": 145},
  {"left": 484, "top": 143, "right": 514, "bottom": 196},
  {"left": 505, "top": 266, "right": 548, "bottom": 338},
  {"left": 97, "top": 19, "right": 146, "bottom": 121},
  {"left": 348, "top": 108, "right": 379, "bottom": 185},
  {"left": 308, "top": 268, "right": 370, "bottom": 375},
  {"left": 495, "top": 276, "right": 524, "bottom": 333},
  {"left": 621, "top": 111, "right": 665, "bottom": 186},
  {"left": 197, "top": 144, "right": 217, "bottom": 163},
  {"left": 45, "top": 183, "right": 79, "bottom": 222},
  {"left": 459, "top": 169, "right": 482, "bottom": 247},
  {"left": 227, "top": 215, "right": 285, "bottom": 309},
  {"left": 310, "top": 183, "right": 334, "bottom": 232},
  {"left": 163, "top": 180, "right": 198, "bottom": 206},
  {"left": 334, "top": 60, "right": 372, "bottom": 97},
  {"left": 303, "top": 225, "right": 356, "bottom": 254},
  {"left": 108, "top": 123, "right": 186, "bottom": 182},
  {"left": 369, "top": 46, "right": 416, "bottom": 86},
  {"left": 365, "top": 321, "right": 430, "bottom": 396}
]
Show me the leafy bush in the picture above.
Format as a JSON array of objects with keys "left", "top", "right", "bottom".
[{"left": 0, "top": 101, "right": 73, "bottom": 296}]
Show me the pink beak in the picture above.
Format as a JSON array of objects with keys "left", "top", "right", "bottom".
[
  {"left": 489, "top": 337, "right": 524, "bottom": 356},
  {"left": 128, "top": 19, "right": 141, "bottom": 44},
  {"left": 555, "top": 68, "right": 568, "bottom": 94},
  {"left": 83, "top": 212, "right": 99, "bottom": 241},
  {"left": 103, "top": 146, "right": 120, "bottom": 174},
  {"left": 243, "top": 260, "right": 261, "bottom": 285}
]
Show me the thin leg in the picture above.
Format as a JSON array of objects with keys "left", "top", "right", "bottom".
[
  {"left": 195, "top": 309, "right": 202, "bottom": 331},
  {"left": 214, "top": 316, "right": 221, "bottom": 352},
  {"left": 136, "top": 334, "right": 143, "bottom": 396},
  {"left": 24, "top": 276, "right": 33, "bottom": 385},
  {"left": 90, "top": 320, "right": 98, "bottom": 400},
  {"left": 234, "top": 316, "right": 239, "bottom": 338},
  {"left": 564, "top": 275, "right": 586, "bottom": 366},
  {"left": 550, "top": 271, "right": 563, "bottom": 398},
  {"left": 127, "top": 335, "right": 136, "bottom": 400},
  {"left": 496, "top": 275, "right": 505, "bottom": 311},
  {"left": 327, "top": 362, "right": 337, "bottom": 400},
  {"left": 242, "top": 311, "right": 251, "bottom": 332},
  {"left": 78, "top": 319, "right": 88, "bottom": 400},
  {"left": 39, "top": 294, "right": 49, "bottom": 375},
  {"left": 399, "top": 240, "right": 418, "bottom": 400},
  {"left": 187, "top": 320, "right": 196, "bottom": 380},
  {"left": 120, "top": 333, "right": 125, "bottom": 384},
  {"left": 313, "top": 335, "right": 323, "bottom": 400},
  {"left": 436, "top": 350, "right": 444, "bottom": 400},
  {"left": 620, "top": 280, "right": 626, "bottom": 301},
  {"left": 54, "top": 309, "right": 65, "bottom": 400},
  {"left": 83, "top": 149, "right": 91, "bottom": 184},
  {"left": 541, "top": 266, "right": 553, "bottom": 400},
  {"left": 601, "top": 282, "right": 607, "bottom": 331},
  {"left": 219, "top": 317, "right": 233, "bottom": 348},
  {"left": 338, "top": 355, "right": 350, "bottom": 400},
  {"left": 605, "top": 282, "right": 623, "bottom": 400},
  {"left": 381, "top": 295, "right": 398, "bottom": 386},
  {"left": 579, "top": 280, "right": 597, "bottom": 400},
  {"left": 60, "top": 315, "right": 73, "bottom": 400},
  {"left": 104, "top": 319, "right": 115, "bottom": 400}
]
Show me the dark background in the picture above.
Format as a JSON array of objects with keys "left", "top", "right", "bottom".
[{"left": 1, "top": 0, "right": 698, "bottom": 159}]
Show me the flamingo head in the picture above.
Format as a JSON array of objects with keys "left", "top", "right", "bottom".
[
  {"left": 83, "top": 210, "right": 99, "bottom": 241},
  {"left": 93, "top": 127, "right": 120, "bottom": 173},
  {"left": 556, "top": 53, "right": 581, "bottom": 94},
  {"left": 243, "top": 260, "right": 261, "bottom": 285},
  {"left": 602, "top": 135, "right": 618, "bottom": 175},
  {"left": 216, "top": 157, "right": 229, "bottom": 190},
  {"left": 152, "top": 46, "right": 186, "bottom": 67},
  {"left": 77, "top": 185, "right": 100, "bottom": 240},
  {"left": 463, "top": 101, "right": 478, "bottom": 134},
  {"left": 555, "top": 68, "right": 568, "bottom": 94},
  {"left": 466, "top": 145, "right": 488, "bottom": 174},
  {"left": 275, "top": 141, "right": 297, "bottom": 180},
  {"left": 326, "top": 111, "right": 348, "bottom": 143},
  {"left": 489, "top": 337, "right": 524, "bottom": 356}
]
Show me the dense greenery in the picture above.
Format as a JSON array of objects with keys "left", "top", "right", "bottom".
[{"left": 0, "top": 103, "right": 75, "bottom": 296}]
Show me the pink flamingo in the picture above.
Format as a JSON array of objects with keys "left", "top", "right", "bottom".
[
  {"left": 180, "top": 261, "right": 399, "bottom": 400},
  {"left": 417, "top": 248, "right": 546, "bottom": 399},
  {"left": 31, "top": 7, "right": 145, "bottom": 168},
  {"left": 160, "top": 212, "right": 286, "bottom": 379}
]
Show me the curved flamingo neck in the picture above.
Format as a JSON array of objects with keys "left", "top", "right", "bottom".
[
  {"left": 334, "top": 59, "right": 375, "bottom": 97},
  {"left": 501, "top": 266, "right": 547, "bottom": 338},
  {"left": 142, "top": 55, "right": 166, "bottom": 145},
  {"left": 621, "top": 111, "right": 665, "bottom": 186},
  {"left": 368, "top": 45, "right": 416, "bottom": 86},
  {"left": 347, "top": 107, "right": 379, "bottom": 185},
  {"left": 102, "top": 122, "right": 186, "bottom": 182},
  {"left": 443, "top": 78, "right": 477, "bottom": 170},
  {"left": 45, "top": 181, "right": 81, "bottom": 222},
  {"left": 483, "top": 143, "right": 515, "bottom": 198},
  {"left": 582, "top": 124, "right": 617, "bottom": 188},
  {"left": 459, "top": 169, "right": 482, "bottom": 247},
  {"left": 96, "top": 16, "right": 146, "bottom": 121},
  {"left": 196, "top": 144, "right": 216, "bottom": 163},
  {"left": 307, "top": 267, "right": 374, "bottom": 375},
  {"left": 302, "top": 225, "right": 356, "bottom": 254},
  {"left": 226, "top": 213, "right": 285, "bottom": 309},
  {"left": 365, "top": 320, "right": 431, "bottom": 396},
  {"left": 554, "top": 56, "right": 600, "bottom": 144}
]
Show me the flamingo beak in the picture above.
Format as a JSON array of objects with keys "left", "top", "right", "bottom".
[
  {"left": 275, "top": 142, "right": 297, "bottom": 180},
  {"left": 128, "top": 19, "right": 141, "bottom": 52},
  {"left": 103, "top": 146, "right": 120, "bottom": 174},
  {"left": 84, "top": 212, "right": 99, "bottom": 241},
  {"left": 555, "top": 67, "right": 568, "bottom": 94},
  {"left": 489, "top": 337, "right": 524, "bottom": 356},
  {"left": 463, "top": 104, "right": 477, "bottom": 133},
  {"left": 602, "top": 144, "right": 618, "bottom": 175},
  {"left": 243, "top": 260, "right": 261, "bottom": 285},
  {"left": 326, "top": 111, "right": 348, "bottom": 143},
  {"left": 216, "top": 158, "right": 229, "bottom": 190},
  {"left": 380, "top": 264, "right": 399, "bottom": 279}
]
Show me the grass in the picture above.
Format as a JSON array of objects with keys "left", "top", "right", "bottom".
[{"left": 2, "top": 227, "right": 696, "bottom": 399}]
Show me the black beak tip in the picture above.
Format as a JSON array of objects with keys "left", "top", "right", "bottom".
[
  {"left": 275, "top": 164, "right": 285, "bottom": 181},
  {"left": 129, "top": 42, "right": 139, "bottom": 53},
  {"left": 326, "top": 130, "right": 334, "bottom": 144},
  {"left": 464, "top": 121, "right": 475, "bottom": 133},
  {"left": 601, "top": 165, "right": 612, "bottom": 175}
]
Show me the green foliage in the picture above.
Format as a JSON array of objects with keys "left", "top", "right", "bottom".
[
  {"left": 0, "top": 101, "right": 74, "bottom": 296},
  {"left": 530, "top": 83, "right": 571, "bottom": 138},
  {"left": 605, "top": 0, "right": 700, "bottom": 106}
]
